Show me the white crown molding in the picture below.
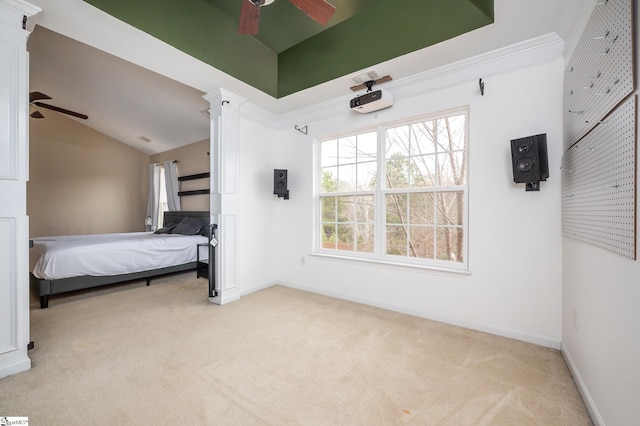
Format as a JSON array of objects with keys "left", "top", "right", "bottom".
[
  {"left": 0, "top": 0, "right": 41, "bottom": 24},
  {"left": 238, "top": 100, "right": 280, "bottom": 129},
  {"left": 390, "top": 32, "right": 564, "bottom": 99},
  {"left": 241, "top": 32, "right": 565, "bottom": 131}
]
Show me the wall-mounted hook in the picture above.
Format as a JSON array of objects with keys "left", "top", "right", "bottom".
[
  {"left": 221, "top": 100, "right": 230, "bottom": 106},
  {"left": 593, "top": 30, "right": 610, "bottom": 40},
  {"left": 295, "top": 125, "right": 308, "bottom": 135},
  {"left": 479, "top": 78, "right": 485, "bottom": 96},
  {"left": 594, "top": 89, "right": 611, "bottom": 96}
]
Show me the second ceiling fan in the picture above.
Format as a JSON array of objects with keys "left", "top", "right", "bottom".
[
  {"left": 29, "top": 91, "right": 88, "bottom": 120},
  {"left": 239, "top": 0, "right": 336, "bottom": 35}
]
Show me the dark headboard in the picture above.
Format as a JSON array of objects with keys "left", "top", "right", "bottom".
[{"left": 163, "top": 211, "right": 210, "bottom": 236}]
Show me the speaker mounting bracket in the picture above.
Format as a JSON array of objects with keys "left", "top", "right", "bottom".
[{"left": 525, "top": 182, "right": 541, "bottom": 191}]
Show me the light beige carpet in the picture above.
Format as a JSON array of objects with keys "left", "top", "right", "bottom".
[{"left": 1, "top": 273, "right": 591, "bottom": 425}]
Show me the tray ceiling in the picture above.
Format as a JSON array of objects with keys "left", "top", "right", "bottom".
[{"left": 83, "top": 0, "right": 494, "bottom": 98}]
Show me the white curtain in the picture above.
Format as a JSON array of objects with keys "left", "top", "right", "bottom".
[
  {"left": 146, "top": 163, "right": 161, "bottom": 231},
  {"left": 164, "top": 160, "right": 181, "bottom": 211}
]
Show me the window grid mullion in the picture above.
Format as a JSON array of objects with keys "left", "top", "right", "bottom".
[
  {"left": 435, "top": 191, "right": 443, "bottom": 230},
  {"left": 376, "top": 125, "right": 385, "bottom": 258},
  {"left": 332, "top": 195, "right": 338, "bottom": 250},
  {"left": 316, "top": 109, "right": 468, "bottom": 269},
  {"left": 406, "top": 193, "right": 411, "bottom": 257}
]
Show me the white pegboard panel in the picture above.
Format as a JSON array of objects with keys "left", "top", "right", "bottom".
[
  {"left": 564, "top": 0, "right": 634, "bottom": 150},
  {"left": 562, "top": 96, "right": 636, "bottom": 259}
]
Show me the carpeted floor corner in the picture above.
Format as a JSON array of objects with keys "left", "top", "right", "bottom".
[{"left": 0, "top": 273, "right": 592, "bottom": 425}]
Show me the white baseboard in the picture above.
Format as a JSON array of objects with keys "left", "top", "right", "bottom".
[
  {"left": 208, "top": 291, "right": 241, "bottom": 305},
  {"left": 0, "top": 352, "right": 31, "bottom": 380},
  {"left": 239, "top": 281, "right": 280, "bottom": 297},
  {"left": 276, "top": 281, "right": 561, "bottom": 349},
  {"left": 561, "top": 343, "right": 603, "bottom": 425}
]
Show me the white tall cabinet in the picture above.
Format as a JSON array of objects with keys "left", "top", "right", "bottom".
[{"left": 0, "top": 0, "right": 39, "bottom": 379}]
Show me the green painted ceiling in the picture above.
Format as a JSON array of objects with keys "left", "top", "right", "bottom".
[{"left": 83, "top": 0, "right": 493, "bottom": 98}]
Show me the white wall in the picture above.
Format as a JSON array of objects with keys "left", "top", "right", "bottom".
[
  {"left": 259, "top": 54, "right": 565, "bottom": 348},
  {"left": 560, "top": 7, "right": 640, "bottom": 425},
  {"left": 562, "top": 239, "right": 640, "bottom": 425},
  {"left": 236, "top": 116, "right": 281, "bottom": 294}
]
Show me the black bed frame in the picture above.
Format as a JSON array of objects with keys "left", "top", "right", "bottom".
[{"left": 31, "top": 211, "right": 211, "bottom": 309}]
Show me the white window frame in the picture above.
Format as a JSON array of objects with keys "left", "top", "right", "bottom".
[{"left": 313, "top": 107, "right": 469, "bottom": 272}]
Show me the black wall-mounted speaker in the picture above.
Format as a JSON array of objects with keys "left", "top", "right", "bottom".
[
  {"left": 510, "top": 134, "right": 549, "bottom": 191},
  {"left": 273, "top": 169, "right": 289, "bottom": 200}
]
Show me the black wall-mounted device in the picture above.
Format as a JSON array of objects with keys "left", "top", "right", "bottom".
[
  {"left": 274, "top": 169, "right": 289, "bottom": 200},
  {"left": 510, "top": 134, "right": 549, "bottom": 191}
]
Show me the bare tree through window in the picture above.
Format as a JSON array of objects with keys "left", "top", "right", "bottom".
[
  {"left": 319, "top": 132, "right": 376, "bottom": 253},
  {"left": 317, "top": 110, "right": 467, "bottom": 268}
]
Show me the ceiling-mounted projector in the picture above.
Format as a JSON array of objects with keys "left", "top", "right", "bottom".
[{"left": 350, "top": 89, "right": 393, "bottom": 113}]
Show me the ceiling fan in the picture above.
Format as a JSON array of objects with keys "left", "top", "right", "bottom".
[
  {"left": 239, "top": 0, "right": 336, "bottom": 35},
  {"left": 29, "top": 91, "right": 88, "bottom": 120}
]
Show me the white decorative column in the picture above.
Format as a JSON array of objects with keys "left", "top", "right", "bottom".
[
  {"left": 0, "top": 0, "right": 40, "bottom": 379},
  {"left": 204, "top": 88, "right": 244, "bottom": 305}
]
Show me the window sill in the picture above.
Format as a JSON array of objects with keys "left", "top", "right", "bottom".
[{"left": 310, "top": 252, "right": 471, "bottom": 275}]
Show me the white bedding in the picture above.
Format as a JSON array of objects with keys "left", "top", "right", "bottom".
[{"left": 30, "top": 232, "right": 208, "bottom": 280}]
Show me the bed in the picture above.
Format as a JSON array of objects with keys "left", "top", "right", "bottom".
[{"left": 30, "top": 211, "right": 211, "bottom": 308}]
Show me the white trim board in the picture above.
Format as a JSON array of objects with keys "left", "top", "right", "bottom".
[
  {"left": 277, "top": 281, "right": 561, "bottom": 350},
  {"left": 562, "top": 342, "right": 603, "bottom": 425}
]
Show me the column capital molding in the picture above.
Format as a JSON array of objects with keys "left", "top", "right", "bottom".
[
  {"left": 203, "top": 88, "right": 246, "bottom": 118},
  {"left": 0, "top": 0, "right": 41, "bottom": 30}
]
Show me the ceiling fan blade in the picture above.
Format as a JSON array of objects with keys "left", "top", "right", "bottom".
[
  {"left": 238, "top": 0, "right": 260, "bottom": 35},
  {"left": 33, "top": 102, "right": 89, "bottom": 120},
  {"left": 29, "top": 91, "right": 52, "bottom": 103},
  {"left": 30, "top": 111, "right": 45, "bottom": 119},
  {"left": 288, "top": 0, "right": 336, "bottom": 25}
]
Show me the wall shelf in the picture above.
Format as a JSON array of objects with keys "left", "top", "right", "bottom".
[
  {"left": 178, "top": 172, "right": 209, "bottom": 197},
  {"left": 178, "top": 172, "right": 210, "bottom": 182},
  {"left": 178, "top": 189, "right": 209, "bottom": 196}
]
